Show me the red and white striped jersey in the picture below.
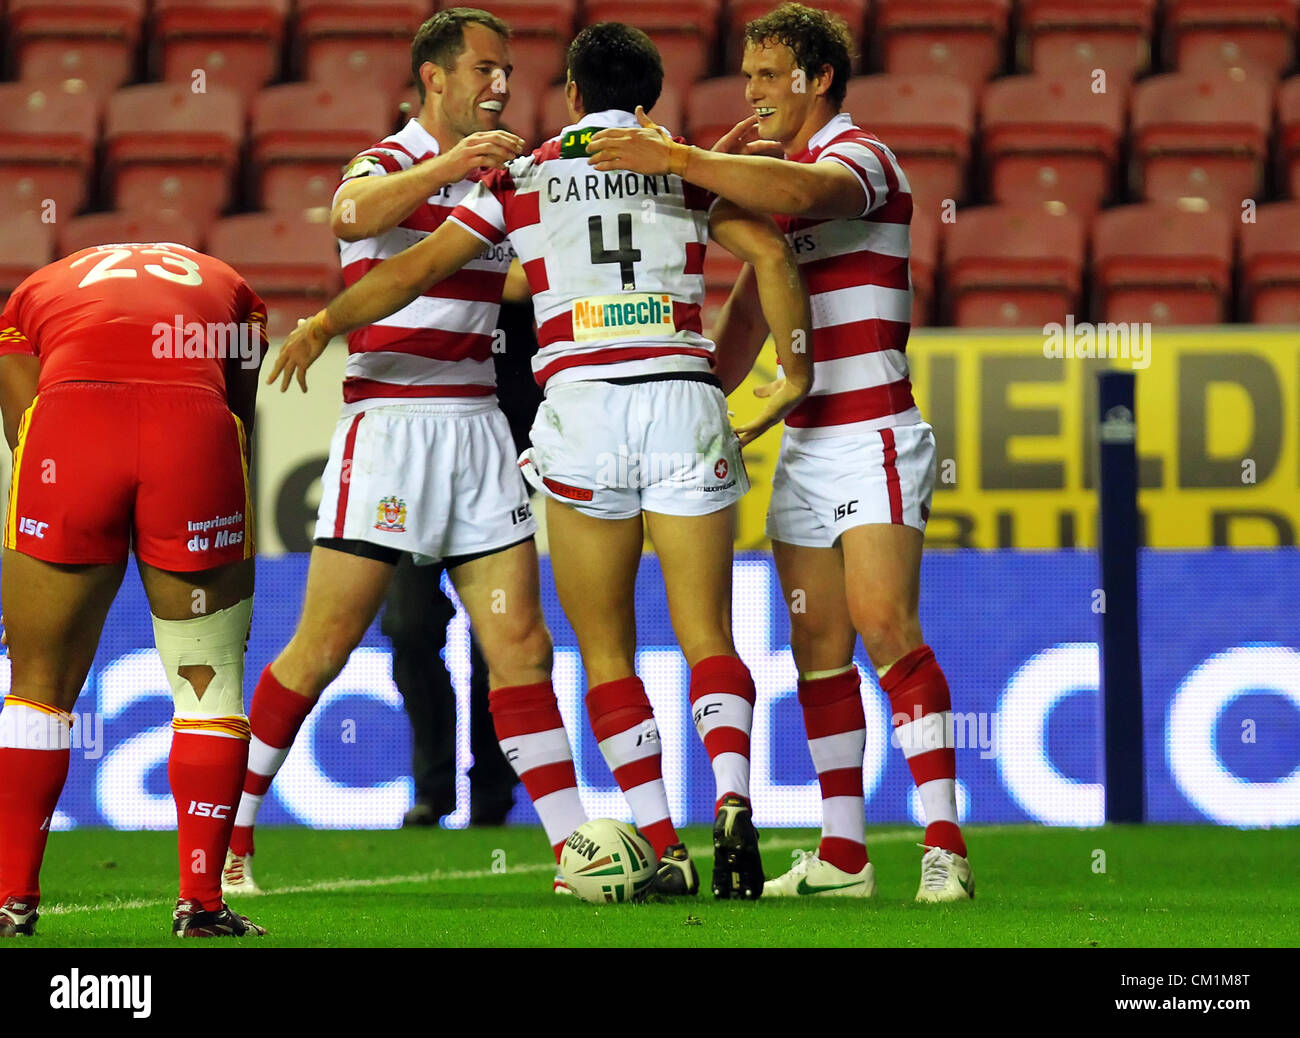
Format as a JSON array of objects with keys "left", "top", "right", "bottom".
[
  {"left": 447, "top": 110, "right": 718, "bottom": 391},
  {"left": 775, "top": 113, "right": 921, "bottom": 440},
  {"left": 333, "top": 118, "right": 514, "bottom": 415}
]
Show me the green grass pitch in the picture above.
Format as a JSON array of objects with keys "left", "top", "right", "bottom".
[{"left": 15, "top": 824, "right": 1300, "bottom": 948}]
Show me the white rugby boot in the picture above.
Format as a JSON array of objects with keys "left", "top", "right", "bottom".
[
  {"left": 762, "top": 849, "right": 876, "bottom": 898},
  {"left": 915, "top": 845, "right": 975, "bottom": 902}
]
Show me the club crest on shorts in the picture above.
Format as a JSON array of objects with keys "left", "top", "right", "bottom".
[
  {"left": 375, "top": 496, "right": 407, "bottom": 532},
  {"left": 714, "top": 459, "right": 729, "bottom": 479}
]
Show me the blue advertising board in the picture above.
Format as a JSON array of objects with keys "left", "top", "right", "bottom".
[{"left": 2, "top": 550, "right": 1297, "bottom": 831}]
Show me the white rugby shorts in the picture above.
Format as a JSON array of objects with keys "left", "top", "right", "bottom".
[
  {"left": 314, "top": 400, "right": 536, "bottom": 564},
  {"left": 766, "top": 421, "right": 936, "bottom": 548},
  {"left": 520, "top": 378, "right": 748, "bottom": 520}
]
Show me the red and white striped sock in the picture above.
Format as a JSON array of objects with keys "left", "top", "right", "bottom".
[
  {"left": 0, "top": 697, "right": 73, "bottom": 906},
  {"left": 169, "top": 719, "right": 250, "bottom": 911},
  {"left": 585, "top": 676, "right": 679, "bottom": 858},
  {"left": 688, "top": 655, "right": 755, "bottom": 811},
  {"left": 488, "top": 682, "right": 588, "bottom": 861},
  {"left": 229, "top": 665, "right": 315, "bottom": 858},
  {"left": 797, "top": 669, "right": 869, "bottom": 874},
  {"left": 881, "top": 645, "right": 966, "bottom": 858}
]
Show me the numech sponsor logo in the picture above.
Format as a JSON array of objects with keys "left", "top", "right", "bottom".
[{"left": 571, "top": 293, "right": 677, "bottom": 342}]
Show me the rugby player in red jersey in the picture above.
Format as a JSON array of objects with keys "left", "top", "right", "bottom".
[
  {"left": 223, "top": 8, "right": 589, "bottom": 896},
  {"left": 0, "top": 243, "right": 270, "bottom": 936},
  {"left": 273, "top": 23, "right": 813, "bottom": 899},
  {"left": 587, "top": 3, "right": 974, "bottom": 901}
]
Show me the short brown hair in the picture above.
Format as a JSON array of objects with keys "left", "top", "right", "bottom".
[
  {"left": 566, "top": 22, "right": 663, "bottom": 116},
  {"left": 744, "top": 2, "right": 855, "bottom": 108},
  {"left": 411, "top": 7, "right": 510, "bottom": 102}
]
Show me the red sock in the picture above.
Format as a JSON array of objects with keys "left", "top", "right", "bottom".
[
  {"left": 170, "top": 728, "right": 250, "bottom": 911},
  {"left": 586, "top": 676, "right": 679, "bottom": 858},
  {"left": 230, "top": 665, "right": 315, "bottom": 857},
  {"left": 0, "top": 745, "right": 71, "bottom": 904},
  {"left": 488, "top": 682, "right": 587, "bottom": 861},
  {"left": 688, "top": 655, "right": 755, "bottom": 812},
  {"left": 798, "top": 670, "right": 869, "bottom": 873},
  {"left": 881, "top": 646, "right": 966, "bottom": 858},
  {"left": 171, "top": 733, "right": 249, "bottom": 910}
]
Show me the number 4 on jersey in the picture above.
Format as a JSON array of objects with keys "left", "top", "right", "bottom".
[{"left": 588, "top": 214, "right": 641, "bottom": 291}]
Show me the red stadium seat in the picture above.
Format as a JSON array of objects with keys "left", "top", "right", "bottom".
[
  {"left": 251, "top": 83, "right": 393, "bottom": 215},
  {"left": 909, "top": 205, "right": 939, "bottom": 327},
  {"left": 295, "top": 1, "right": 430, "bottom": 100},
  {"left": 581, "top": 2, "right": 721, "bottom": 85},
  {"left": 104, "top": 84, "right": 245, "bottom": 229},
  {"left": 1166, "top": 0, "right": 1299, "bottom": 81},
  {"left": 981, "top": 74, "right": 1126, "bottom": 215},
  {"left": 844, "top": 75, "right": 974, "bottom": 210},
  {"left": 942, "top": 205, "right": 1085, "bottom": 327},
  {"left": 1278, "top": 75, "right": 1300, "bottom": 197},
  {"left": 1239, "top": 200, "right": 1300, "bottom": 322},
  {"left": 7, "top": 0, "right": 145, "bottom": 101},
  {"left": 1131, "top": 73, "right": 1273, "bottom": 208},
  {"left": 206, "top": 213, "right": 342, "bottom": 337},
  {"left": 1092, "top": 204, "right": 1234, "bottom": 325},
  {"left": 1016, "top": 0, "right": 1155, "bottom": 85},
  {"left": 152, "top": 0, "right": 290, "bottom": 105},
  {"left": 684, "top": 77, "right": 752, "bottom": 149},
  {"left": 874, "top": 0, "right": 1012, "bottom": 92},
  {"left": 0, "top": 212, "right": 57, "bottom": 300},
  {"left": 488, "top": 0, "right": 576, "bottom": 103},
  {"left": 725, "top": 0, "right": 868, "bottom": 71},
  {"left": 536, "top": 81, "right": 685, "bottom": 142},
  {"left": 56, "top": 209, "right": 203, "bottom": 257},
  {"left": 0, "top": 81, "right": 101, "bottom": 221}
]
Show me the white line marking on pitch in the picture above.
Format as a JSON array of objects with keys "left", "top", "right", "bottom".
[{"left": 42, "top": 825, "right": 1029, "bottom": 916}]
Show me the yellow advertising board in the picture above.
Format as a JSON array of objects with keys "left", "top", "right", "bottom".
[{"left": 727, "top": 327, "right": 1300, "bottom": 549}]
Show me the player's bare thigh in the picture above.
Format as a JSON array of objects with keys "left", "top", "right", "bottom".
[
  {"left": 447, "top": 537, "right": 551, "bottom": 688},
  {"left": 0, "top": 549, "right": 126, "bottom": 713},
  {"left": 643, "top": 505, "right": 739, "bottom": 667},
  {"left": 838, "top": 522, "right": 924, "bottom": 669},
  {"left": 544, "top": 499, "right": 642, "bottom": 687},
  {"left": 271, "top": 543, "right": 396, "bottom": 699},
  {"left": 771, "top": 538, "right": 857, "bottom": 674}
]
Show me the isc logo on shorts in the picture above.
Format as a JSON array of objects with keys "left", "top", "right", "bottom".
[
  {"left": 19, "top": 516, "right": 48, "bottom": 538},
  {"left": 572, "top": 293, "right": 676, "bottom": 343}
]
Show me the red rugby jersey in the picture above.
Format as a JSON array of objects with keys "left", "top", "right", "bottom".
[{"left": 0, "top": 243, "right": 267, "bottom": 397}]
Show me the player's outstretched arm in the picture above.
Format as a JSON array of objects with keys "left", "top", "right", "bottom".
[
  {"left": 711, "top": 264, "right": 768, "bottom": 397},
  {"left": 587, "top": 106, "right": 866, "bottom": 220},
  {"left": 332, "top": 130, "right": 525, "bottom": 242},
  {"left": 708, "top": 199, "right": 813, "bottom": 445},
  {"left": 266, "top": 221, "right": 486, "bottom": 393}
]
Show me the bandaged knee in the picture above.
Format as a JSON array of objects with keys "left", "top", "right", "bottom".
[{"left": 152, "top": 597, "right": 253, "bottom": 738}]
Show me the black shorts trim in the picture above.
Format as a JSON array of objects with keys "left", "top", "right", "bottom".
[
  {"left": 442, "top": 534, "right": 534, "bottom": 571},
  {"left": 598, "top": 372, "right": 722, "bottom": 390},
  {"left": 313, "top": 537, "right": 403, "bottom": 565},
  {"left": 312, "top": 534, "right": 535, "bottom": 571}
]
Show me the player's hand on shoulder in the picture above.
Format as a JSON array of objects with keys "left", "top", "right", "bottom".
[
  {"left": 587, "top": 106, "right": 672, "bottom": 174},
  {"left": 443, "top": 130, "right": 526, "bottom": 180},
  {"left": 265, "top": 311, "right": 333, "bottom": 393},
  {"left": 733, "top": 375, "right": 810, "bottom": 446},
  {"left": 711, "top": 115, "right": 784, "bottom": 157}
]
